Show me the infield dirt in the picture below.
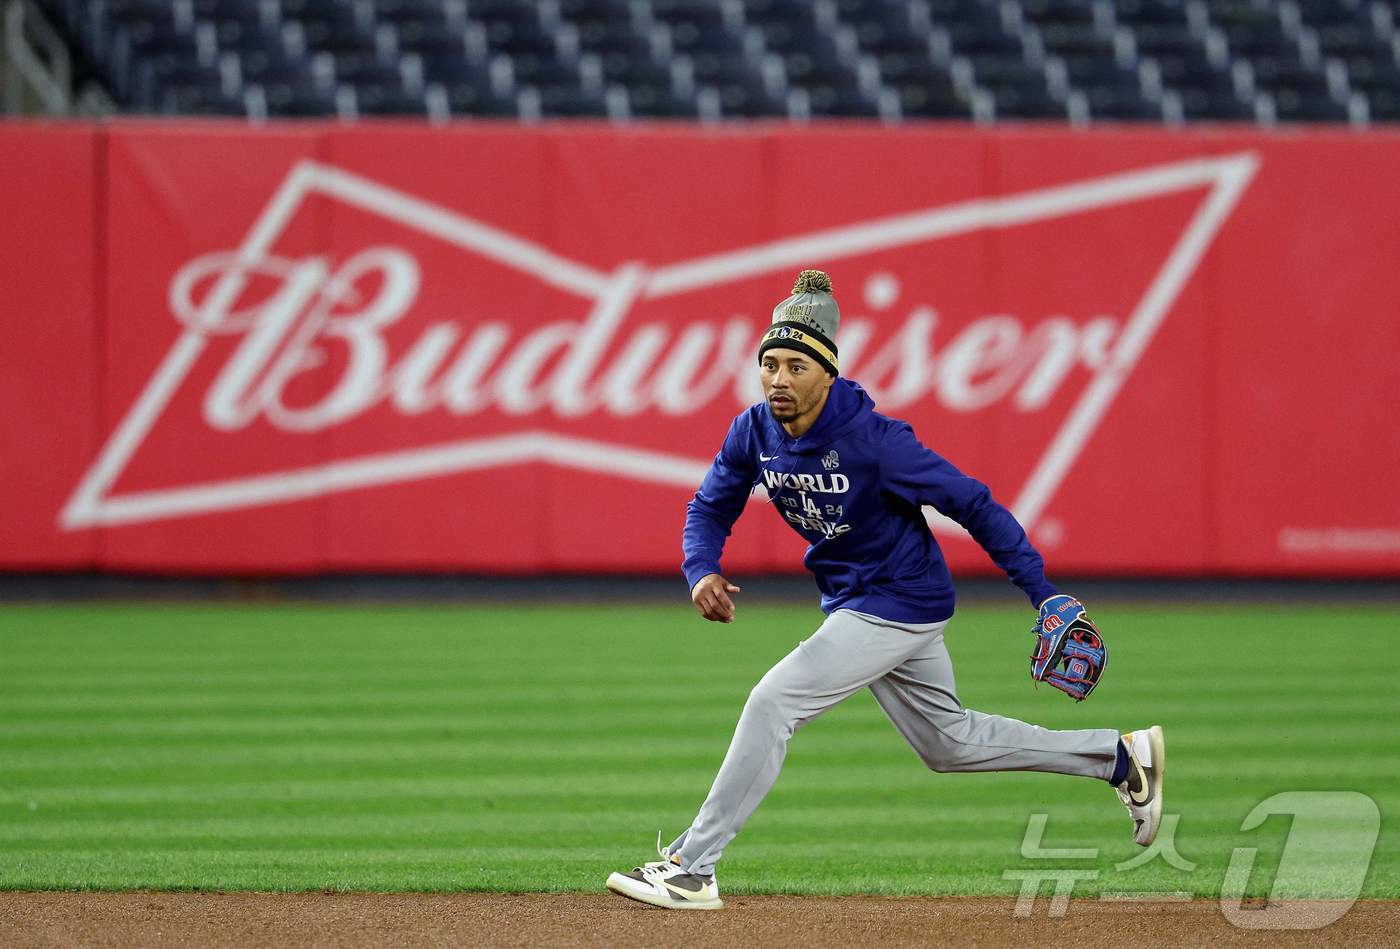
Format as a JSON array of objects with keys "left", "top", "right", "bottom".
[{"left": 2, "top": 893, "right": 1396, "bottom": 948}]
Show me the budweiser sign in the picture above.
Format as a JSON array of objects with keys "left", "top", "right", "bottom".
[{"left": 61, "top": 148, "right": 1257, "bottom": 539}]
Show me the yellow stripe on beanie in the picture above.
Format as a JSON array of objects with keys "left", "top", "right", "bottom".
[{"left": 760, "top": 324, "right": 839, "bottom": 372}]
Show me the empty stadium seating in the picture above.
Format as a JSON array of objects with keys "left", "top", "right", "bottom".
[{"left": 31, "top": 0, "right": 1400, "bottom": 123}]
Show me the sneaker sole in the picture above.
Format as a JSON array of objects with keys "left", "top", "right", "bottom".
[
  {"left": 606, "top": 872, "right": 724, "bottom": 910},
  {"left": 1141, "top": 724, "right": 1166, "bottom": 847}
]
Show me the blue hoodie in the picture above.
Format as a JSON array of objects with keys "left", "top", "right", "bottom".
[{"left": 682, "top": 378, "right": 1057, "bottom": 624}]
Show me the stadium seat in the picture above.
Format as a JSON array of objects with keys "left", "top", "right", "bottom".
[
  {"left": 158, "top": 82, "right": 247, "bottom": 115},
  {"left": 1082, "top": 83, "right": 1165, "bottom": 120},
  {"left": 945, "top": 24, "right": 1027, "bottom": 60},
  {"left": 252, "top": 78, "right": 341, "bottom": 116},
  {"left": 1130, "top": 23, "right": 1211, "bottom": 63},
  {"left": 281, "top": 0, "right": 360, "bottom": 19},
  {"left": 1054, "top": 51, "right": 1138, "bottom": 88},
  {"left": 627, "top": 83, "right": 706, "bottom": 118},
  {"left": 353, "top": 82, "right": 432, "bottom": 116},
  {"left": 1346, "top": 55, "right": 1400, "bottom": 96},
  {"left": 236, "top": 52, "right": 316, "bottom": 88},
  {"left": 711, "top": 80, "right": 788, "bottom": 117},
  {"left": 438, "top": 80, "right": 520, "bottom": 117},
  {"left": 1175, "top": 86, "right": 1255, "bottom": 120},
  {"left": 530, "top": 81, "right": 610, "bottom": 117},
  {"left": 23, "top": 0, "right": 1400, "bottom": 125},
  {"left": 593, "top": 51, "right": 675, "bottom": 90},
  {"left": 802, "top": 82, "right": 882, "bottom": 117},
  {"left": 1038, "top": 23, "right": 1119, "bottom": 61},
  {"left": 395, "top": 20, "right": 482, "bottom": 59},
  {"left": 288, "top": 19, "right": 382, "bottom": 57},
  {"left": 1315, "top": 25, "right": 1395, "bottom": 61},
  {"left": 1113, "top": 0, "right": 1190, "bottom": 26},
  {"left": 665, "top": 20, "right": 746, "bottom": 54},
  {"left": 926, "top": 0, "right": 1003, "bottom": 27},
  {"left": 971, "top": 54, "right": 1048, "bottom": 90},
  {"left": 321, "top": 52, "right": 414, "bottom": 91},
  {"left": 1368, "top": 87, "right": 1400, "bottom": 120},
  {"left": 1220, "top": 23, "right": 1299, "bottom": 61},
  {"left": 1270, "top": 88, "right": 1349, "bottom": 122},
  {"left": 1019, "top": 0, "right": 1099, "bottom": 28},
  {"left": 895, "top": 81, "right": 973, "bottom": 118},
  {"left": 559, "top": 0, "right": 633, "bottom": 18},
  {"left": 370, "top": 0, "right": 456, "bottom": 23},
  {"left": 993, "top": 83, "right": 1070, "bottom": 118}
]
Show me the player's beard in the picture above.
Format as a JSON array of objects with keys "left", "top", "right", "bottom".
[{"left": 766, "top": 387, "right": 818, "bottom": 423}]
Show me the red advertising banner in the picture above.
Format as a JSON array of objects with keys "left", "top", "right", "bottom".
[
  {"left": 0, "top": 125, "right": 99, "bottom": 570},
  {"left": 3, "top": 121, "right": 1398, "bottom": 577},
  {"left": 96, "top": 124, "right": 328, "bottom": 573},
  {"left": 1206, "top": 132, "right": 1400, "bottom": 576}
]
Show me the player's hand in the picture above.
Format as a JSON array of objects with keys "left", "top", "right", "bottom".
[
  {"left": 691, "top": 573, "right": 741, "bottom": 623},
  {"left": 1030, "top": 594, "right": 1107, "bottom": 701}
]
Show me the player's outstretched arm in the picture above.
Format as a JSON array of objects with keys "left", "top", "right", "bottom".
[
  {"left": 879, "top": 423, "right": 1056, "bottom": 608},
  {"left": 691, "top": 573, "right": 742, "bottom": 623}
]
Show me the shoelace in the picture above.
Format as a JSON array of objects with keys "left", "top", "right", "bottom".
[{"left": 629, "top": 830, "right": 679, "bottom": 873}]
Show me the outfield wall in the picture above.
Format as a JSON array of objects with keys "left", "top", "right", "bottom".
[{"left": 2, "top": 121, "right": 1397, "bottom": 577}]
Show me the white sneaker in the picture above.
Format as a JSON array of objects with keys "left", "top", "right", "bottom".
[
  {"left": 1115, "top": 725, "right": 1165, "bottom": 846},
  {"left": 606, "top": 840, "right": 723, "bottom": 910}
]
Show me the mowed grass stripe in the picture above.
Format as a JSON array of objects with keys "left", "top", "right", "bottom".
[
  {"left": 0, "top": 813, "right": 1120, "bottom": 845},
  {"left": 7, "top": 667, "right": 1393, "bottom": 697},
  {"left": 0, "top": 796, "right": 1069, "bottom": 830},
  {"left": 5, "top": 722, "right": 1394, "bottom": 767},
  {"left": 4, "top": 849, "right": 1372, "bottom": 897},
  {"left": 4, "top": 682, "right": 1387, "bottom": 719},
  {"left": 0, "top": 604, "right": 1381, "bottom": 677},
  {"left": 4, "top": 681, "right": 1387, "bottom": 717},
  {"left": 7, "top": 769, "right": 1390, "bottom": 817},
  {"left": 1, "top": 854, "right": 1391, "bottom": 900},
  {"left": 1, "top": 707, "right": 1388, "bottom": 746},
  {"left": 0, "top": 602, "right": 1395, "bottom": 897},
  {"left": 1, "top": 794, "right": 1384, "bottom": 845},
  {"left": 9, "top": 763, "right": 1396, "bottom": 801}
]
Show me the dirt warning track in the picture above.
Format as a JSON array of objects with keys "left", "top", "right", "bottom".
[{"left": 3, "top": 893, "right": 1397, "bottom": 948}]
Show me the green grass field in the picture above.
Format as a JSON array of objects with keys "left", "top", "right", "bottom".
[{"left": 1, "top": 600, "right": 1396, "bottom": 899}]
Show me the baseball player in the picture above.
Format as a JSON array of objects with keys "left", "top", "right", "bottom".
[{"left": 606, "top": 271, "right": 1163, "bottom": 911}]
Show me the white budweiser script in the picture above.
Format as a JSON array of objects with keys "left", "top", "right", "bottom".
[
  {"left": 63, "top": 152, "right": 1258, "bottom": 530},
  {"left": 170, "top": 248, "right": 1121, "bottom": 431}
]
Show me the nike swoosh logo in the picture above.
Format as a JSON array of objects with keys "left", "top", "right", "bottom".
[
  {"left": 759, "top": 453, "right": 776, "bottom": 461},
  {"left": 1128, "top": 761, "right": 1152, "bottom": 805},
  {"left": 663, "top": 880, "right": 711, "bottom": 899}
]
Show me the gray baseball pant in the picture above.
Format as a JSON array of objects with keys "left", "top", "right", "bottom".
[{"left": 668, "top": 607, "right": 1120, "bottom": 877}]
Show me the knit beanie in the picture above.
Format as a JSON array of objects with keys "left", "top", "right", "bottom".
[{"left": 758, "top": 269, "right": 840, "bottom": 376}]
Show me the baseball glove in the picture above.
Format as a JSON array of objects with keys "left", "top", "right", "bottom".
[{"left": 1030, "top": 594, "right": 1106, "bottom": 701}]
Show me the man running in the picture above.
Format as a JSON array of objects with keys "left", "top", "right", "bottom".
[{"left": 606, "top": 270, "right": 1163, "bottom": 911}]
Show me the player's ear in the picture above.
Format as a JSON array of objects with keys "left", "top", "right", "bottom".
[{"left": 823, "top": 371, "right": 835, "bottom": 390}]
